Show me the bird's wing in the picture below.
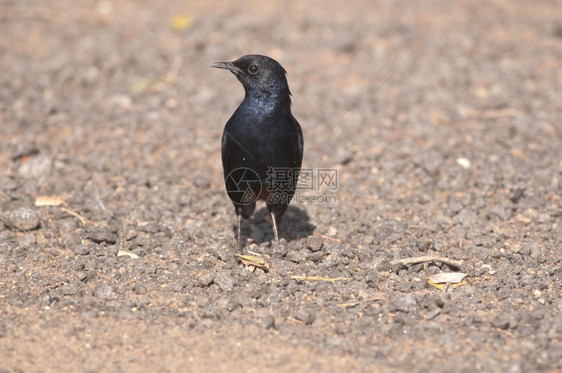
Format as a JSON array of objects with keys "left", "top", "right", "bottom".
[{"left": 293, "top": 117, "right": 304, "bottom": 168}]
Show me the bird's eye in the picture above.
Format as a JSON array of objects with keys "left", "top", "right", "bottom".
[{"left": 248, "top": 65, "right": 259, "bottom": 74}]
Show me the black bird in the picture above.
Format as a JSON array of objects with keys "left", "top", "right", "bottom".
[{"left": 212, "top": 54, "right": 304, "bottom": 251}]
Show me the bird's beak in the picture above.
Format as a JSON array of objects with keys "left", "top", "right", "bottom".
[
  {"left": 211, "top": 61, "right": 243, "bottom": 76},
  {"left": 211, "top": 61, "right": 233, "bottom": 70}
]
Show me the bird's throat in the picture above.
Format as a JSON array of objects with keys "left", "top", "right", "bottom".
[{"left": 243, "top": 89, "right": 291, "bottom": 117}]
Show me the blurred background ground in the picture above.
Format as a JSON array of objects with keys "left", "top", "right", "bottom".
[{"left": 1, "top": 1, "right": 561, "bottom": 372}]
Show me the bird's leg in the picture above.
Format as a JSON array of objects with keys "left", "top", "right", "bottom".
[
  {"left": 237, "top": 213, "right": 243, "bottom": 251},
  {"left": 270, "top": 211, "right": 280, "bottom": 249}
]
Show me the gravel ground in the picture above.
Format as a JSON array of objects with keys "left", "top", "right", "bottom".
[{"left": 1, "top": 1, "right": 561, "bottom": 372}]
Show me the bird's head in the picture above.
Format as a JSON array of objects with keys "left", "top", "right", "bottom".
[{"left": 212, "top": 54, "right": 291, "bottom": 99}]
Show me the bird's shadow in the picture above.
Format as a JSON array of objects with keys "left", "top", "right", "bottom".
[{"left": 235, "top": 205, "right": 314, "bottom": 245}]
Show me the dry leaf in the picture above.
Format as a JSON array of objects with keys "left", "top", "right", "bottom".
[
  {"left": 35, "top": 195, "right": 67, "bottom": 206},
  {"left": 117, "top": 250, "right": 139, "bottom": 259},
  {"left": 427, "top": 272, "right": 467, "bottom": 290},
  {"left": 236, "top": 254, "right": 269, "bottom": 272},
  {"left": 428, "top": 272, "right": 467, "bottom": 284}
]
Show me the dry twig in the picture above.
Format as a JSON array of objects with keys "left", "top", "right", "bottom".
[
  {"left": 390, "top": 255, "right": 463, "bottom": 269},
  {"left": 290, "top": 276, "right": 350, "bottom": 284},
  {"left": 60, "top": 207, "right": 96, "bottom": 226}
]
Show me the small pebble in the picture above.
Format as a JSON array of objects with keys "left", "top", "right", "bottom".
[
  {"left": 261, "top": 314, "right": 276, "bottom": 329},
  {"left": 456, "top": 157, "right": 471, "bottom": 168},
  {"left": 73, "top": 244, "right": 91, "bottom": 256},
  {"left": 125, "top": 229, "right": 138, "bottom": 241},
  {"left": 215, "top": 245, "right": 231, "bottom": 262},
  {"left": 426, "top": 308, "right": 441, "bottom": 320},
  {"left": 294, "top": 311, "right": 316, "bottom": 326},
  {"left": 3, "top": 208, "right": 41, "bottom": 232},
  {"left": 133, "top": 284, "right": 147, "bottom": 295},
  {"left": 390, "top": 294, "right": 417, "bottom": 313},
  {"left": 197, "top": 269, "right": 216, "bottom": 287},
  {"left": 214, "top": 271, "right": 234, "bottom": 293},
  {"left": 96, "top": 285, "right": 114, "bottom": 299},
  {"left": 20, "top": 234, "right": 37, "bottom": 246},
  {"left": 307, "top": 237, "right": 324, "bottom": 252},
  {"left": 286, "top": 250, "right": 307, "bottom": 263}
]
